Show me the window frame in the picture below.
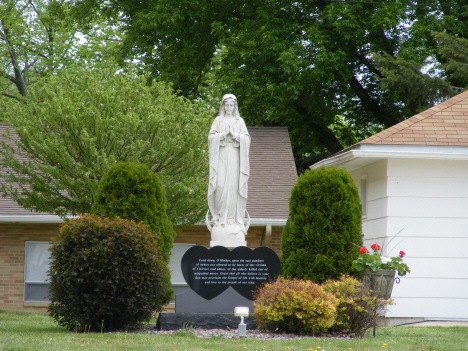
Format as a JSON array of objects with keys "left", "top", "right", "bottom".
[
  {"left": 24, "top": 241, "right": 52, "bottom": 302},
  {"left": 360, "top": 174, "right": 368, "bottom": 219}
]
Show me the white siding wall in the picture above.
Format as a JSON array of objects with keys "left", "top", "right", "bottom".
[
  {"left": 349, "top": 159, "right": 388, "bottom": 245},
  {"left": 385, "top": 158, "right": 468, "bottom": 319}
]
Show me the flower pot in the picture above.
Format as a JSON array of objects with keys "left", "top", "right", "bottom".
[{"left": 361, "top": 268, "right": 396, "bottom": 299}]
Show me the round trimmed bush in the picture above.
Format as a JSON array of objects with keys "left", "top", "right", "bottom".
[
  {"left": 91, "top": 162, "right": 175, "bottom": 263},
  {"left": 253, "top": 278, "right": 338, "bottom": 333},
  {"left": 322, "top": 275, "right": 388, "bottom": 336},
  {"left": 48, "top": 214, "right": 172, "bottom": 331},
  {"left": 281, "top": 166, "right": 363, "bottom": 283}
]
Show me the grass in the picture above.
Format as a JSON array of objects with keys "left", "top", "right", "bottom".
[{"left": 1, "top": 310, "right": 468, "bottom": 351}]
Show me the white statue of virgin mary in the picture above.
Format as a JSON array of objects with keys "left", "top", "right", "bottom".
[{"left": 207, "top": 94, "right": 250, "bottom": 247}]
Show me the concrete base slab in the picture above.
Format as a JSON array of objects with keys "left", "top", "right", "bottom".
[
  {"left": 157, "top": 313, "right": 257, "bottom": 331},
  {"left": 379, "top": 317, "right": 468, "bottom": 327}
]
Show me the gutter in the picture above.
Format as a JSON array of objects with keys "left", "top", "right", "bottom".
[{"left": 0, "top": 215, "right": 68, "bottom": 223}]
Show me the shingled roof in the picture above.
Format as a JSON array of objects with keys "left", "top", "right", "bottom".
[
  {"left": 360, "top": 90, "right": 468, "bottom": 146},
  {"left": 246, "top": 127, "right": 297, "bottom": 220},
  {"left": 0, "top": 125, "right": 297, "bottom": 221}
]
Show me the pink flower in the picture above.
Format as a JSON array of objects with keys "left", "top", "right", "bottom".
[
  {"left": 399, "top": 251, "right": 405, "bottom": 257},
  {"left": 371, "top": 244, "right": 381, "bottom": 251},
  {"left": 359, "top": 247, "right": 368, "bottom": 254}
]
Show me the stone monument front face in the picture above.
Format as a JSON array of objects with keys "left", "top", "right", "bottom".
[{"left": 207, "top": 94, "right": 250, "bottom": 247}]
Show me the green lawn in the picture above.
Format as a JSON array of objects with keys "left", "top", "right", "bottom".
[{"left": 1, "top": 310, "right": 468, "bottom": 351}]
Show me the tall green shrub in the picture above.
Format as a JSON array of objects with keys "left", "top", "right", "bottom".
[
  {"left": 281, "top": 166, "right": 363, "bottom": 283},
  {"left": 48, "top": 215, "right": 172, "bottom": 331},
  {"left": 91, "top": 162, "right": 175, "bottom": 263}
]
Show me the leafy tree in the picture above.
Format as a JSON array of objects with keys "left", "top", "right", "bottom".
[
  {"left": 69, "top": 0, "right": 468, "bottom": 172},
  {"left": 0, "top": 66, "right": 211, "bottom": 227},
  {"left": 91, "top": 162, "right": 176, "bottom": 263},
  {"left": 374, "top": 31, "right": 468, "bottom": 114},
  {"left": 281, "top": 166, "right": 363, "bottom": 284},
  {"left": 0, "top": 0, "right": 121, "bottom": 101},
  {"left": 48, "top": 214, "right": 172, "bottom": 331}
]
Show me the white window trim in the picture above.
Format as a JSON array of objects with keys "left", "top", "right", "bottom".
[
  {"left": 24, "top": 241, "right": 51, "bottom": 302},
  {"left": 360, "top": 174, "right": 368, "bottom": 219},
  {"left": 169, "top": 243, "right": 196, "bottom": 286}
]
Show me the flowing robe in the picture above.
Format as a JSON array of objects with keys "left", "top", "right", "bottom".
[{"left": 208, "top": 116, "right": 250, "bottom": 230}]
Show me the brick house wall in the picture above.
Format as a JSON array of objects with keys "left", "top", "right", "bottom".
[
  {"left": 0, "top": 222, "right": 284, "bottom": 312},
  {"left": 0, "top": 223, "right": 61, "bottom": 311},
  {"left": 174, "top": 225, "right": 283, "bottom": 255}
]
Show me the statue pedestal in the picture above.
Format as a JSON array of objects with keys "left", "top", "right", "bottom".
[
  {"left": 210, "top": 240, "right": 247, "bottom": 248},
  {"left": 209, "top": 223, "right": 247, "bottom": 248}
]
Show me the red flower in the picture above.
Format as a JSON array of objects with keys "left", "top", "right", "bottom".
[
  {"left": 359, "top": 247, "right": 368, "bottom": 254},
  {"left": 371, "top": 244, "right": 381, "bottom": 251},
  {"left": 399, "top": 251, "right": 405, "bottom": 257}
]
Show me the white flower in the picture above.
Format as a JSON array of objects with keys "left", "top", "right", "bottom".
[{"left": 381, "top": 256, "right": 391, "bottom": 264}]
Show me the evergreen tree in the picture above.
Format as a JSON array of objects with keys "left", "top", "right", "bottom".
[
  {"left": 91, "top": 162, "right": 175, "bottom": 263},
  {"left": 281, "top": 166, "right": 363, "bottom": 283}
]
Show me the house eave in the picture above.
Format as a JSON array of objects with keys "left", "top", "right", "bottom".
[
  {"left": 0, "top": 215, "right": 288, "bottom": 226},
  {"left": 194, "top": 218, "right": 287, "bottom": 227},
  {"left": 0, "top": 214, "right": 70, "bottom": 223},
  {"left": 311, "top": 144, "right": 468, "bottom": 171}
]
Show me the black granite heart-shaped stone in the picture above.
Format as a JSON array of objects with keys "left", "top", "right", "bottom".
[{"left": 181, "top": 246, "right": 280, "bottom": 300}]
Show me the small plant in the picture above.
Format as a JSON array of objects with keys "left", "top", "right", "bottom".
[
  {"left": 352, "top": 243, "right": 410, "bottom": 276},
  {"left": 253, "top": 278, "right": 338, "bottom": 334},
  {"left": 322, "top": 275, "right": 391, "bottom": 337},
  {"left": 48, "top": 214, "right": 172, "bottom": 332}
]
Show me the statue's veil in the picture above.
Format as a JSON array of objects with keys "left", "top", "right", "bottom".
[{"left": 217, "top": 94, "right": 240, "bottom": 118}]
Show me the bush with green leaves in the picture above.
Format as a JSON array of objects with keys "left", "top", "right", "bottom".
[
  {"left": 322, "top": 275, "right": 390, "bottom": 337},
  {"left": 48, "top": 214, "right": 172, "bottom": 332},
  {"left": 0, "top": 66, "right": 210, "bottom": 227},
  {"left": 253, "top": 278, "right": 338, "bottom": 334},
  {"left": 281, "top": 166, "right": 363, "bottom": 283},
  {"left": 91, "top": 162, "right": 175, "bottom": 263}
]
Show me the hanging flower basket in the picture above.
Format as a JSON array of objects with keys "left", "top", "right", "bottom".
[{"left": 361, "top": 268, "right": 397, "bottom": 299}]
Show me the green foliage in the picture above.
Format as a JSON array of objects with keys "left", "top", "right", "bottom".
[
  {"left": 91, "top": 162, "right": 175, "bottom": 263},
  {"left": 432, "top": 31, "right": 468, "bottom": 88},
  {"left": 281, "top": 166, "right": 363, "bottom": 283},
  {"left": 373, "top": 53, "right": 453, "bottom": 115},
  {"left": 253, "top": 278, "right": 338, "bottom": 334},
  {"left": 0, "top": 66, "right": 211, "bottom": 227},
  {"left": 68, "top": 0, "right": 468, "bottom": 171},
  {"left": 322, "top": 276, "right": 390, "bottom": 337},
  {"left": 0, "top": 0, "right": 121, "bottom": 101},
  {"left": 47, "top": 214, "right": 172, "bottom": 331}
]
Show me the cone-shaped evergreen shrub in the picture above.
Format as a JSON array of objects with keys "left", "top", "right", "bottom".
[
  {"left": 281, "top": 166, "right": 363, "bottom": 283},
  {"left": 48, "top": 215, "right": 172, "bottom": 331},
  {"left": 91, "top": 162, "right": 175, "bottom": 263}
]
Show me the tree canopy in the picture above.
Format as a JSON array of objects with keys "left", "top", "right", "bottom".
[
  {"left": 0, "top": 0, "right": 121, "bottom": 101},
  {"left": 70, "top": 0, "right": 468, "bottom": 171},
  {"left": 0, "top": 67, "right": 211, "bottom": 227}
]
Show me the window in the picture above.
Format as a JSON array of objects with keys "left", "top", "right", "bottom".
[
  {"left": 360, "top": 175, "right": 367, "bottom": 218},
  {"left": 24, "top": 242, "right": 51, "bottom": 302},
  {"left": 168, "top": 243, "right": 195, "bottom": 296}
]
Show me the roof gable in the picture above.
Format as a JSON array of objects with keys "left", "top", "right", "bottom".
[{"left": 360, "top": 90, "right": 468, "bottom": 146}]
